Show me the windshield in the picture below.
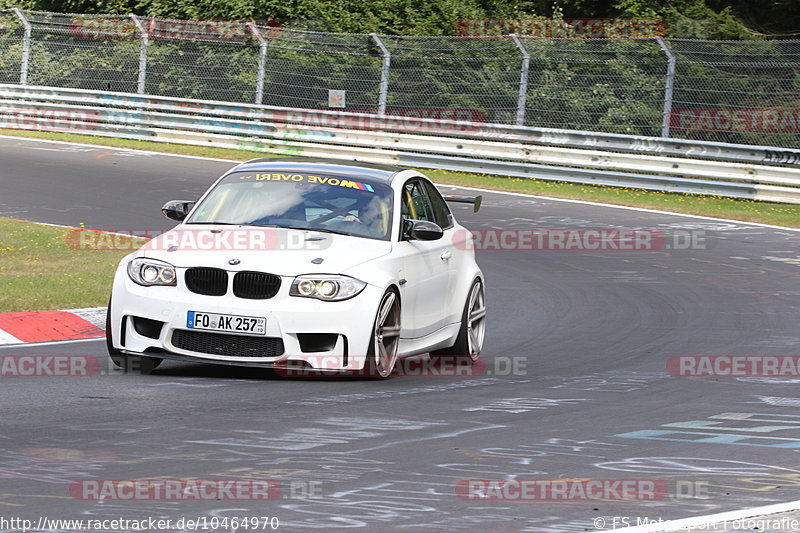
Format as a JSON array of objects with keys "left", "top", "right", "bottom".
[{"left": 186, "top": 171, "right": 393, "bottom": 240}]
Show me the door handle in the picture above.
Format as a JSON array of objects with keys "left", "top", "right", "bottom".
[{"left": 441, "top": 250, "right": 452, "bottom": 262}]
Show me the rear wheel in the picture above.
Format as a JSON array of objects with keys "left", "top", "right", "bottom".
[
  {"left": 431, "top": 278, "right": 486, "bottom": 361},
  {"left": 106, "top": 302, "right": 162, "bottom": 374},
  {"left": 366, "top": 289, "right": 401, "bottom": 379}
]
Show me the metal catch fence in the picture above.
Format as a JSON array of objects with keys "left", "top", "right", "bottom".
[{"left": 1, "top": 10, "right": 800, "bottom": 149}]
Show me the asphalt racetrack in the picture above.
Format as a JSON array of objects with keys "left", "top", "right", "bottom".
[{"left": 2, "top": 136, "right": 800, "bottom": 532}]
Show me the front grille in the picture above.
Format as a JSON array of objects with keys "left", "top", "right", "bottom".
[
  {"left": 233, "top": 271, "right": 281, "bottom": 299},
  {"left": 172, "top": 330, "right": 285, "bottom": 357},
  {"left": 185, "top": 267, "right": 228, "bottom": 296}
]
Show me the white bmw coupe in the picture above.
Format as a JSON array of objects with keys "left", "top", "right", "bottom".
[{"left": 107, "top": 158, "right": 486, "bottom": 378}]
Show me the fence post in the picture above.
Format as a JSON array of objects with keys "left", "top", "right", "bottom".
[
  {"left": 656, "top": 37, "right": 676, "bottom": 138},
  {"left": 249, "top": 23, "right": 267, "bottom": 105},
  {"left": 12, "top": 8, "right": 31, "bottom": 86},
  {"left": 370, "top": 33, "right": 390, "bottom": 116},
  {"left": 130, "top": 15, "right": 148, "bottom": 94},
  {"left": 511, "top": 34, "right": 530, "bottom": 127}
]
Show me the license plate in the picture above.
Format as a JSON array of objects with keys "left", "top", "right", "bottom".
[{"left": 187, "top": 311, "right": 266, "bottom": 336}]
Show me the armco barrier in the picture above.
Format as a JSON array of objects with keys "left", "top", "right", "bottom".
[{"left": 2, "top": 84, "right": 800, "bottom": 203}]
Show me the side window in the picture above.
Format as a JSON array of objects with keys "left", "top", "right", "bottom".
[
  {"left": 423, "top": 181, "right": 453, "bottom": 229},
  {"left": 401, "top": 180, "right": 435, "bottom": 223}
]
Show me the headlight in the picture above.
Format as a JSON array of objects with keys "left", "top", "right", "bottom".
[
  {"left": 289, "top": 275, "right": 366, "bottom": 301},
  {"left": 127, "top": 258, "right": 177, "bottom": 287}
]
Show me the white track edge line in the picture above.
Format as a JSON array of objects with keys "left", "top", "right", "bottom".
[
  {"left": 0, "top": 336, "right": 105, "bottom": 349},
  {"left": 2, "top": 133, "right": 799, "bottom": 232},
  {"left": 441, "top": 183, "right": 800, "bottom": 233},
  {"left": 0, "top": 329, "right": 23, "bottom": 345},
  {"left": 617, "top": 498, "right": 800, "bottom": 532},
  {"left": 0, "top": 134, "right": 240, "bottom": 163}
]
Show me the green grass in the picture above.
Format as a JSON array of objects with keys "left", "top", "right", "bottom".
[
  {"left": 0, "top": 218, "right": 144, "bottom": 312},
  {"left": 425, "top": 169, "right": 800, "bottom": 228},
  {"left": 4, "top": 128, "right": 800, "bottom": 228}
]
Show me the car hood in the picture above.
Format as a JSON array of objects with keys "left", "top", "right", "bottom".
[{"left": 137, "top": 226, "right": 392, "bottom": 276}]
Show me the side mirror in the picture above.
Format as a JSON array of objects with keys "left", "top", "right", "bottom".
[
  {"left": 161, "top": 201, "right": 195, "bottom": 221},
  {"left": 405, "top": 219, "right": 443, "bottom": 241}
]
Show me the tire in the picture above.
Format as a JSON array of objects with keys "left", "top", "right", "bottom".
[
  {"left": 106, "top": 301, "right": 162, "bottom": 374},
  {"left": 366, "top": 288, "right": 401, "bottom": 379},
  {"left": 430, "top": 278, "right": 486, "bottom": 361}
]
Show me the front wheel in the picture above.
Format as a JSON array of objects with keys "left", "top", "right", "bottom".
[
  {"left": 106, "top": 302, "right": 162, "bottom": 374},
  {"left": 366, "top": 289, "right": 401, "bottom": 379},
  {"left": 431, "top": 278, "right": 486, "bottom": 361}
]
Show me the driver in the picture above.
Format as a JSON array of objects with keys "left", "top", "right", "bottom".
[{"left": 343, "top": 197, "right": 386, "bottom": 237}]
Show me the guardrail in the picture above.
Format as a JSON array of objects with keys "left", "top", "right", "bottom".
[{"left": 2, "top": 84, "right": 800, "bottom": 204}]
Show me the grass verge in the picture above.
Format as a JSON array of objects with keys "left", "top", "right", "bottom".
[
  {"left": 0, "top": 218, "right": 144, "bottom": 312},
  {"left": 3, "top": 128, "right": 799, "bottom": 228}
]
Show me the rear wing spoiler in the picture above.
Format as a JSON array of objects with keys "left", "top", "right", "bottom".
[{"left": 443, "top": 195, "right": 482, "bottom": 213}]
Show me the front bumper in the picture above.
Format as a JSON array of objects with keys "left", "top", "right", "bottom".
[{"left": 110, "top": 265, "right": 382, "bottom": 371}]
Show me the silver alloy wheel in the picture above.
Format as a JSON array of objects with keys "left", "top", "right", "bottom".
[
  {"left": 466, "top": 281, "right": 486, "bottom": 360},
  {"left": 372, "top": 290, "right": 401, "bottom": 378}
]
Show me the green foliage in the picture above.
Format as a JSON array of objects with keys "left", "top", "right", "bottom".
[
  {"left": 0, "top": 3, "right": 798, "bottom": 149},
  {"left": 0, "top": 0, "right": 777, "bottom": 39},
  {"left": 614, "top": 0, "right": 759, "bottom": 39},
  {"left": 707, "top": 0, "right": 800, "bottom": 38}
]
